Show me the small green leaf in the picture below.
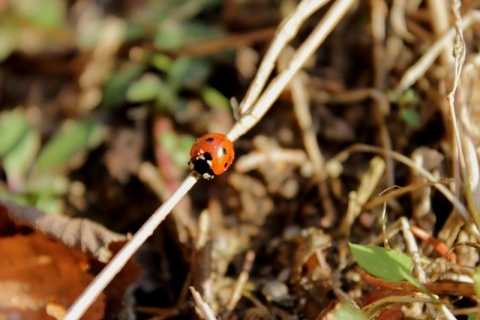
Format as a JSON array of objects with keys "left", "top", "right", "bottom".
[
  {"left": 349, "top": 243, "right": 413, "bottom": 282},
  {"left": 331, "top": 303, "right": 368, "bottom": 320},
  {"left": 201, "top": 86, "right": 230, "bottom": 110},
  {"left": 167, "top": 57, "right": 211, "bottom": 90},
  {"left": 12, "top": 0, "right": 66, "bottom": 29},
  {"left": 174, "top": 135, "right": 195, "bottom": 165},
  {"left": 349, "top": 243, "right": 429, "bottom": 293},
  {"left": 401, "top": 107, "right": 420, "bottom": 128},
  {"left": 0, "top": 192, "right": 30, "bottom": 206},
  {"left": 27, "top": 173, "right": 69, "bottom": 197},
  {"left": 468, "top": 312, "right": 479, "bottom": 320},
  {"left": 0, "top": 19, "right": 17, "bottom": 61},
  {"left": 154, "top": 22, "right": 185, "bottom": 51},
  {"left": 0, "top": 110, "right": 40, "bottom": 183},
  {"left": 157, "top": 132, "right": 194, "bottom": 167},
  {"left": 35, "top": 194, "right": 63, "bottom": 214},
  {"left": 0, "top": 110, "right": 30, "bottom": 156},
  {"left": 4, "top": 124, "right": 40, "bottom": 185},
  {"left": 150, "top": 54, "right": 173, "bottom": 73},
  {"left": 102, "top": 62, "right": 145, "bottom": 109},
  {"left": 398, "top": 88, "right": 421, "bottom": 105},
  {"left": 155, "top": 82, "right": 177, "bottom": 111},
  {"left": 33, "top": 118, "right": 103, "bottom": 174},
  {"left": 126, "top": 73, "right": 163, "bottom": 103}
]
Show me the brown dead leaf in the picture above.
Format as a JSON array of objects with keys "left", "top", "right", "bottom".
[
  {"left": 0, "top": 209, "right": 105, "bottom": 320},
  {"left": 0, "top": 201, "right": 126, "bottom": 263}
]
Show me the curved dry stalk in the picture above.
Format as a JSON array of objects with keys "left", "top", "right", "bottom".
[
  {"left": 190, "top": 286, "right": 217, "bottom": 320},
  {"left": 426, "top": 0, "right": 453, "bottom": 65},
  {"left": 237, "top": 0, "right": 332, "bottom": 116},
  {"left": 228, "top": 0, "right": 357, "bottom": 142},
  {"left": 224, "top": 250, "right": 255, "bottom": 316},
  {"left": 331, "top": 144, "right": 474, "bottom": 233}
]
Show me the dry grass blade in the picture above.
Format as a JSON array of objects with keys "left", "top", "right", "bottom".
[
  {"left": 332, "top": 144, "right": 473, "bottom": 231},
  {"left": 190, "top": 287, "right": 217, "bottom": 320}
]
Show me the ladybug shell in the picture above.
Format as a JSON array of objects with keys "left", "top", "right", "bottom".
[{"left": 189, "top": 133, "right": 234, "bottom": 179}]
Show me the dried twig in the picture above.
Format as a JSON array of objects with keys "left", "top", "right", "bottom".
[
  {"left": 190, "top": 286, "right": 217, "bottom": 320},
  {"left": 64, "top": 174, "right": 198, "bottom": 319}
]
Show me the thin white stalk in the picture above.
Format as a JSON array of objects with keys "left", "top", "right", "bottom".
[
  {"left": 228, "top": 0, "right": 356, "bottom": 142},
  {"left": 64, "top": 174, "right": 198, "bottom": 320},
  {"left": 190, "top": 286, "right": 217, "bottom": 320},
  {"left": 238, "top": 0, "right": 332, "bottom": 116}
]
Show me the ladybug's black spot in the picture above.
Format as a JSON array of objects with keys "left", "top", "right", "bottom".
[
  {"left": 206, "top": 137, "right": 215, "bottom": 143},
  {"left": 204, "top": 152, "right": 213, "bottom": 160},
  {"left": 221, "top": 147, "right": 227, "bottom": 155},
  {"left": 224, "top": 162, "right": 228, "bottom": 168}
]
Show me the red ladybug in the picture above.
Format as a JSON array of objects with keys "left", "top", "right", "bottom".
[{"left": 189, "top": 133, "right": 234, "bottom": 180}]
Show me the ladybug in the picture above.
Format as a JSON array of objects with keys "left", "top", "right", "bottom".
[{"left": 189, "top": 133, "right": 234, "bottom": 180}]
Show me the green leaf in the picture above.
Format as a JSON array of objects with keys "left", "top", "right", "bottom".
[
  {"left": 331, "top": 303, "right": 368, "bottom": 320},
  {"left": 0, "top": 192, "right": 30, "bottom": 206},
  {"left": 401, "top": 107, "right": 420, "bottom": 128},
  {"left": 468, "top": 312, "right": 479, "bottom": 320},
  {"left": 349, "top": 243, "right": 429, "bottom": 293},
  {"left": 0, "top": 110, "right": 30, "bottom": 156},
  {"left": 349, "top": 243, "right": 413, "bottom": 282},
  {"left": 0, "top": 110, "right": 40, "bottom": 183},
  {"left": 126, "top": 73, "right": 163, "bottom": 103},
  {"left": 154, "top": 21, "right": 223, "bottom": 52},
  {"left": 154, "top": 22, "right": 185, "bottom": 51},
  {"left": 155, "top": 81, "right": 177, "bottom": 112},
  {"left": 201, "top": 86, "right": 230, "bottom": 110},
  {"left": 0, "top": 19, "right": 17, "bottom": 61},
  {"left": 28, "top": 173, "right": 69, "bottom": 194},
  {"left": 102, "top": 62, "right": 145, "bottom": 109},
  {"left": 156, "top": 132, "right": 195, "bottom": 167},
  {"left": 12, "top": 0, "right": 66, "bottom": 29},
  {"left": 33, "top": 118, "right": 103, "bottom": 174},
  {"left": 150, "top": 54, "right": 173, "bottom": 73},
  {"left": 35, "top": 193, "right": 63, "bottom": 214},
  {"left": 4, "top": 125, "right": 40, "bottom": 185},
  {"left": 167, "top": 57, "right": 211, "bottom": 90}
]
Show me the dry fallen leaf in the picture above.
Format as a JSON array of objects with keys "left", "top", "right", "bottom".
[
  {"left": 0, "top": 209, "right": 105, "bottom": 319},
  {"left": 1, "top": 201, "right": 126, "bottom": 263}
]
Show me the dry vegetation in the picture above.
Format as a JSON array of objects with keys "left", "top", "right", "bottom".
[{"left": 1, "top": 0, "right": 480, "bottom": 319}]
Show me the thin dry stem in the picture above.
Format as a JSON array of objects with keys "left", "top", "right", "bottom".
[
  {"left": 237, "top": 0, "right": 332, "bottom": 116},
  {"left": 426, "top": 0, "right": 453, "bottom": 64},
  {"left": 225, "top": 250, "right": 256, "bottom": 314},
  {"left": 390, "top": 0, "right": 415, "bottom": 41},
  {"left": 332, "top": 144, "right": 473, "bottom": 229},
  {"left": 394, "top": 10, "right": 480, "bottom": 96},
  {"left": 190, "top": 287, "right": 217, "bottom": 320},
  {"left": 400, "top": 217, "right": 426, "bottom": 282},
  {"left": 228, "top": 0, "right": 357, "bottom": 142},
  {"left": 64, "top": 174, "right": 198, "bottom": 319}
]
